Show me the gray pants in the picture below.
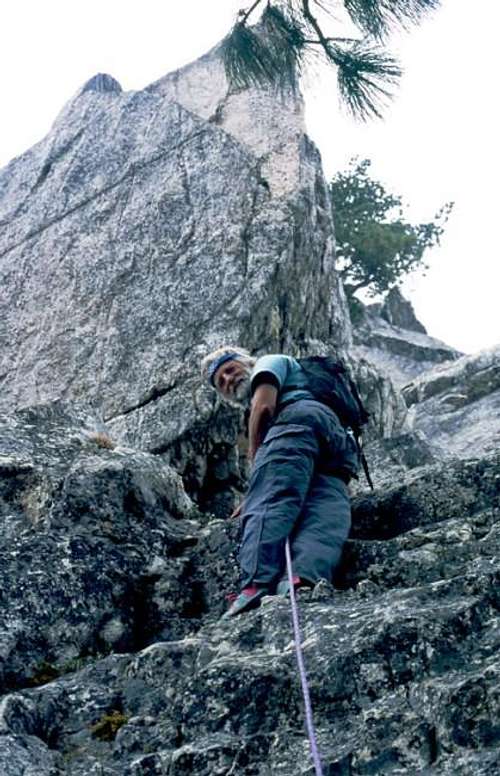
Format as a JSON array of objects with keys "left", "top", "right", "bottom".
[{"left": 239, "top": 399, "right": 358, "bottom": 588}]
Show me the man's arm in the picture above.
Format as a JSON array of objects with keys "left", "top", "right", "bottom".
[{"left": 248, "top": 383, "right": 278, "bottom": 463}]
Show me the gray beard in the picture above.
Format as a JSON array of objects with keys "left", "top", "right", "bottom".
[{"left": 226, "top": 374, "right": 252, "bottom": 409}]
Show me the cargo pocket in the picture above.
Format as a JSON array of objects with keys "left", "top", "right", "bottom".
[{"left": 253, "top": 423, "right": 317, "bottom": 471}]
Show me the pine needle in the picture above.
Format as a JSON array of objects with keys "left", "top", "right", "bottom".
[
  {"left": 222, "top": 23, "right": 282, "bottom": 89},
  {"left": 331, "top": 42, "right": 402, "bottom": 120},
  {"left": 222, "top": 5, "right": 307, "bottom": 91},
  {"left": 262, "top": 4, "right": 307, "bottom": 84},
  {"left": 221, "top": 0, "right": 439, "bottom": 120},
  {"left": 343, "top": 0, "right": 441, "bottom": 40}
]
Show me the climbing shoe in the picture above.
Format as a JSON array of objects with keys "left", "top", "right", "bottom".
[
  {"left": 276, "top": 575, "right": 301, "bottom": 597},
  {"left": 222, "top": 586, "right": 268, "bottom": 619}
]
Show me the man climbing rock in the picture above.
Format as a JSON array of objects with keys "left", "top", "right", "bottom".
[{"left": 201, "top": 346, "right": 360, "bottom": 617}]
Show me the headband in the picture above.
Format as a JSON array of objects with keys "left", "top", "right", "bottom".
[{"left": 208, "top": 351, "right": 242, "bottom": 386}]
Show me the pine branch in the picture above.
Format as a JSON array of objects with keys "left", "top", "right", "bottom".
[
  {"left": 239, "top": 0, "right": 267, "bottom": 25},
  {"left": 263, "top": 4, "right": 307, "bottom": 82},
  {"left": 301, "top": 0, "right": 333, "bottom": 54},
  {"left": 343, "top": 0, "right": 441, "bottom": 40},
  {"left": 223, "top": 4, "right": 307, "bottom": 91},
  {"left": 349, "top": 276, "right": 376, "bottom": 294},
  {"left": 302, "top": 0, "right": 401, "bottom": 119},
  {"left": 312, "top": 0, "right": 332, "bottom": 12},
  {"left": 222, "top": 23, "right": 284, "bottom": 89},
  {"left": 221, "top": 0, "right": 437, "bottom": 121},
  {"left": 304, "top": 36, "right": 362, "bottom": 45},
  {"left": 332, "top": 42, "right": 401, "bottom": 120}
]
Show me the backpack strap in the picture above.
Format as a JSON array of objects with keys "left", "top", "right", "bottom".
[
  {"left": 360, "top": 449, "right": 374, "bottom": 490},
  {"left": 353, "top": 432, "right": 374, "bottom": 490}
]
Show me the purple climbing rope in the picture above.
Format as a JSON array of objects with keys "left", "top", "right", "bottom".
[{"left": 285, "top": 538, "right": 324, "bottom": 776}]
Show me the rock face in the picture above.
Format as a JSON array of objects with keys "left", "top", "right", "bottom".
[
  {"left": 0, "top": 403, "right": 498, "bottom": 775},
  {"left": 1, "top": 32, "right": 499, "bottom": 776},
  {"left": 0, "top": 47, "right": 349, "bottom": 455},
  {"left": 352, "top": 304, "right": 500, "bottom": 492},
  {"left": 0, "top": 42, "right": 356, "bottom": 517},
  {"left": 403, "top": 345, "right": 500, "bottom": 461},
  {"left": 352, "top": 290, "right": 462, "bottom": 388},
  {"left": 0, "top": 402, "right": 199, "bottom": 693},
  {"left": 379, "top": 286, "right": 428, "bottom": 334}
]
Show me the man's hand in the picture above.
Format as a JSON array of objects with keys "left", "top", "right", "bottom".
[{"left": 230, "top": 502, "right": 243, "bottom": 519}]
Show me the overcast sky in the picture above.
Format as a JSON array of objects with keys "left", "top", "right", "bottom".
[{"left": 1, "top": 1, "right": 499, "bottom": 354}]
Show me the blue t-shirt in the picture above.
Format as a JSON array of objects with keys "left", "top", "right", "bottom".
[{"left": 250, "top": 354, "right": 314, "bottom": 407}]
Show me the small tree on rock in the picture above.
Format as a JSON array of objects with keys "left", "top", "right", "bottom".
[{"left": 329, "top": 158, "right": 453, "bottom": 308}]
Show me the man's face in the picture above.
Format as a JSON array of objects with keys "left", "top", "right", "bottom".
[{"left": 214, "top": 359, "right": 250, "bottom": 401}]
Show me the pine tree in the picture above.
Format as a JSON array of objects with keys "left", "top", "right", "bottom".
[
  {"left": 222, "top": 1, "right": 441, "bottom": 120},
  {"left": 329, "top": 158, "right": 453, "bottom": 300}
]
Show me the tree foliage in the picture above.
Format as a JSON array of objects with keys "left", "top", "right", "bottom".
[
  {"left": 222, "top": 1, "right": 441, "bottom": 120},
  {"left": 329, "top": 158, "right": 453, "bottom": 298}
]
